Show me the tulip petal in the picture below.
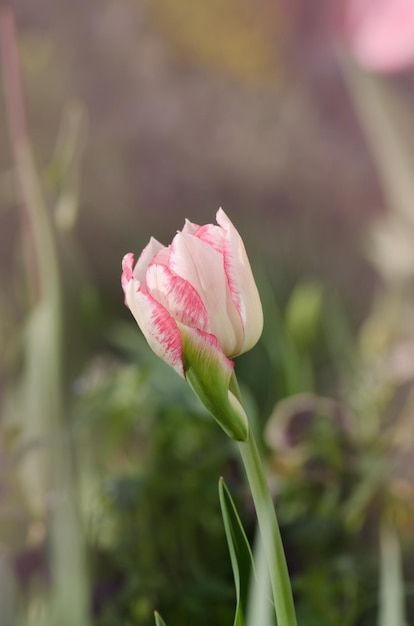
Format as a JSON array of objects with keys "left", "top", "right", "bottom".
[
  {"left": 194, "top": 223, "right": 224, "bottom": 254},
  {"left": 216, "top": 208, "right": 263, "bottom": 353},
  {"left": 123, "top": 274, "right": 185, "bottom": 377},
  {"left": 146, "top": 263, "right": 210, "bottom": 331},
  {"left": 133, "top": 237, "right": 166, "bottom": 285},
  {"left": 180, "top": 324, "right": 248, "bottom": 441},
  {"left": 182, "top": 218, "right": 200, "bottom": 235},
  {"left": 121, "top": 253, "right": 136, "bottom": 304},
  {"left": 170, "top": 231, "right": 244, "bottom": 356},
  {"left": 150, "top": 246, "right": 170, "bottom": 267}
]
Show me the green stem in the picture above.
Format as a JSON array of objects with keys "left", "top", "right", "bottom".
[{"left": 237, "top": 429, "right": 297, "bottom": 626}]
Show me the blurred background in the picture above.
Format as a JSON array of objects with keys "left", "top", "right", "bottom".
[{"left": 1, "top": 0, "right": 414, "bottom": 624}]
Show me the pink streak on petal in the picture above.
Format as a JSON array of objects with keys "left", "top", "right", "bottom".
[
  {"left": 125, "top": 278, "right": 185, "bottom": 377},
  {"left": 122, "top": 253, "right": 135, "bottom": 284},
  {"left": 217, "top": 208, "right": 263, "bottom": 354},
  {"left": 121, "top": 253, "right": 138, "bottom": 304},
  {"left": 194, "top": 223, "right": 224, "bottom": 254},
  {"left": 169, "top": 231, "right": 243, "bottom": 356},
  {"left": 215, "top": 209, "right": 246, "bottom": 321},
  {"left": 146, "top": 264, "right": 211, "bottom": 331}
]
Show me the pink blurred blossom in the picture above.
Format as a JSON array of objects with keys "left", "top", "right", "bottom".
[{"left": 340, "top": 0, "right": 414, "bottom": 72}]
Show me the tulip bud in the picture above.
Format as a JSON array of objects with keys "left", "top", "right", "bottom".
[{"left": 121, "top": 209, "right": 263, "bottom": 440}]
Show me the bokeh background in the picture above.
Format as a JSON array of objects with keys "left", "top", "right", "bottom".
[{"left": 1, "top": 1, "right": 414, "bottom": 625}]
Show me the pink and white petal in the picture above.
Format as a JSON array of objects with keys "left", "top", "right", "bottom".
[
  {"left": 133, "top": 237, "right": 165, "bottom": 285},
  {"left": 216, "top": 208, "right": 263, "bottom": 354},
  {"left": 150, "top": 246, "right": 170, "bottom": 267},
  {"left": 169, "top": 232, "right": 222, "bottom": 298},
  {"left": 121, "top": 253, "right": 136, "bottom": 302},
  {"left": 146, "top": 263, "right": 210, "bottom": 332},
  {"left": 170, "top": 232, "right": 243, "bottom": 356},
  {"left": 124, "top": 278, "right": 185, "bottom": 377},
  {"left": 181, "top": 218, "right": 200, "bottom": 235},
  {"left": 193, "top": 223, "right": 224, "bottom": 254}
]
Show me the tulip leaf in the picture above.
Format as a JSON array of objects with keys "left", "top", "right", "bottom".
[
  {"left": 218, "top": 477, "right": 255, "bottom": 626},
  {"left": 154, "top": 611, "right": 167, "bottom": 626}
]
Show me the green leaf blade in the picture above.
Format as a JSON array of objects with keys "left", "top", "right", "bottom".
[
  {"left": 154, "top": 611, "right": 167, "bottom": 626},
  {"left": 218, "top": 477, "right": 255, "bottom": 626}
]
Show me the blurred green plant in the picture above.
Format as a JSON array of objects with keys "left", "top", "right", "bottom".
[
  {"left": 0, "top": 3, "right": 91, "bottom": 625},
  {"left": 72, "top": 342, "right": 241, "bottom": 626}
]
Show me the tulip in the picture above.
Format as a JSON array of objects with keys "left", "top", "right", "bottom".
[
  {"left": 122, "top": 210, "right": 297, "bottom": 626},
  {"left": 121, "top": 208, "right": 263, "bottom": 440}
]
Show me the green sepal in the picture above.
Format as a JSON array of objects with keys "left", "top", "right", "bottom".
[{"left": 181, "top": 326, "right": 248, "bottom": 441}]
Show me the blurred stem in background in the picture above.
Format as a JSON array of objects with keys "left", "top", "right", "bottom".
[
  {"left": 342, "top": 60, "right": 414, "bottom": 227},
  {"left": 341, "top": 59, "right": 410, "bottom": 626},
  {"left": 378, "top": 519, "right": 405, "bottom": 626},
  {"left": 0, "top": 2, "right": 90, "bottom": 624}
]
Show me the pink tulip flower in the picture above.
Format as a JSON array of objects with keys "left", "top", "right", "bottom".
[
  {"left": 340, "top": 0, "right": 414, "bottom": 72},
  {"left": 121, "top": 208, "right": 263, "bottom": 440}
]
